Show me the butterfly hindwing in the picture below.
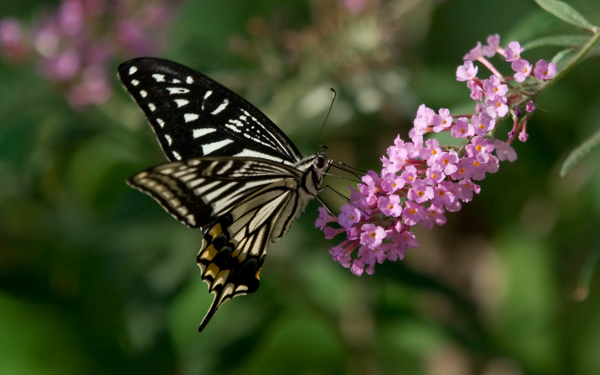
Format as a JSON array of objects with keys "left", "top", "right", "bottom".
[
  {"left": 196, "top": 187, "right": 296, "bottom": 331},
  {"left": 118, "top": 58, "right": 303, "bottom": 164},
  {"left": 128, "top": 156, "right": 305, "bottom": 331},
  {"left": 127, "top": 157, "right": 305, "bottom": 228}
]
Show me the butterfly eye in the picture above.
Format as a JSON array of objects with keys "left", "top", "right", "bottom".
[{"left": 314, "top": 155, "right": 327, "bottom": 169}]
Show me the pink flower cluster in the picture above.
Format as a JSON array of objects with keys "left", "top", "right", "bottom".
[
  {"left": 317, "top": 34, "right": 556, "bottom": 276},
  {"left": 0, "top": 0, "right": 182, "bottom": 108}
]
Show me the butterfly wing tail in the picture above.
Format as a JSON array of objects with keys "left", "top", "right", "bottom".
[
  {"left": 196, "top": 220, "right": 263, "bottom": 332},
  {"left": 197, "top": 261, "right": 260, "bottom": 333},
  {"left": 198, "top": 295, "right": 220, "bottom": 333}
]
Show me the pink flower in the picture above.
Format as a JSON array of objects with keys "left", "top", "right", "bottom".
[
  {"left": 395, "top": 230, "right": 418, "bottom": 251},
  {"left": 351, "top": 259, "right": 365, "bottom": 276},
  {"left": 338, "top": 205, "right": 362, "bottom": 228},
  {"left": 0, "top": 1, "right": 181, "bottom": 109},
  {"left": 466, "top": 136, "right": 495, "bottom": 163},
  {"left": 512, "top": 59, "right": 532, "bottom": 82},
  {"left": 469, "top": 158, "right": 487, "bottom": 181},
  {"left": 360, "top": 224, "right": 386, "bottom": 248},
  {"left": 419, "top": 138, "right": 442, "bottom": 161},
  {"left": 432, "top": 108, "right": 453, "bottom": 133},
  {"left": 534, "top": 59, "right": 557, "bottom": 80},
  {"left": 467, "top": 79, "right": 484, "bottom": 101},
  {"left": 451, "top": 117, "right": 474, "bottom": 138},
  {"left": 463, "top": 41, "right": 483, "bottom": 61},
  {"left": 481, "top": 34, "right": 500, "bottom": 57},
  {"left": 451, "top": 158, "right": 474, "bottom": 180},
  {"left": 318, "top": 33, "right": 539, "bottom": 276},
  {"left": 378, "top": 195, "right": 403, "bottom": 217},
  {"left": 431, "top": 182, "right": 456, "bottom": 208},
  {"left": 408, "top": 179, "right": 434, "bottom": 203},
  {"left": 0, "top": 18, "right": 29, "bottom": 59},
  {"left": 494, "top": 140, "right": 517, "bottom": 162},
  {"left": 402, "top": 201, "right": 427, "bottom": 226},
  {"left": 434, "top": 151, "right": 459, "bottom": 175},
  {"left": 485, "top": 95, "right": 509, "bottom": 118},
  {"left": 400, "top": 165, "right": 418, "bottom": 185},
  {"left": 358, "top": 170, "right": 380, "bottom": 195},
  {"left": 315, "top": 206, "right": 336, "bottom": 229},
  {"left": 457, "top": 179, "right": 481, "bottom": 202},
  {"left": 420, "top": 205, "right": 447, "bottom": 229},
  {"left": 471, "top": 113, "right": 496, "bottom": 136},
  {"left": 519, "top": 131, "right": 529, "bottom": 142},
  {"left": 324, "top": 226, "right": 345, "bottom": 239},
  {"left": 425, "top": 164, "right": 445, "bottom": 185},
  {"left": 483, "top": 75, "right": 508, "bottom": 100},
  {"left": 381, "top": 173, "right": 405, "bottom": 193},
  {"left": 504, "top": 41, "right": 523, "bottom": 62},
  {"left": 456, "top": 60, "right": 478, "bottom": 81}
]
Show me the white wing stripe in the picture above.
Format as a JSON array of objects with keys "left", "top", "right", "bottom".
[
  {"left": 187, "top": 178, "right": 206, "bottom": 188},
  {"left": 248, "top": 192, "right": 289, "bottom": 232},
  {"left": 167, "top": 87, "right": 190, "bottom": 94},
  {"left": 202, "top": 139, "right": 234, "bottom": 155},
  {"left": 193, "top": 127, "right": 216, "bottom": 138},
  {"left": 204, "top": 182, "right": 237, "bottom": 202},
  {"left": 175, "top": 99, "right": 189, "bottom": 107},
  {"left": 185, "top": 113, "right": 200, "bottom": 123},
  {"left": 234, "top": 149, "right": 287, "bottom": 164},
  {"left": 210, "top": 99, "right": 229, "bottom": 115},
  {"left": 193, "top": 180, "right": 220, "bottom": 195}
]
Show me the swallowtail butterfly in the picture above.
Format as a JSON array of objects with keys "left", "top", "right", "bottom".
[{"left": 118, "top": 58, "right": 330, "bottom": 332}]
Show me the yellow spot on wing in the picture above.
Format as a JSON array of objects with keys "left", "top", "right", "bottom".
[
  {"left": 205, "top": 263, "right": 220, "bottom": 278},
  {"left": 208, "top": 224, "right": 223, "bottom": 238},
  {"left": 199, "top": 244, "right": 218, "bottom": 261},
  {"left": 212, "top": 270, "right": 231, "bottom": 289}
]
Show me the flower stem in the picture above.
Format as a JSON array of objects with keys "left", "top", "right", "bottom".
[{"left": 539, "top": 30, "right": 600, "bottom": 94}]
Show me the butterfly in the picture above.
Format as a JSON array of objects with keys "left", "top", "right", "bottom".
[{"left": 118, "top": 58, "right": 331, "bottom": 332}]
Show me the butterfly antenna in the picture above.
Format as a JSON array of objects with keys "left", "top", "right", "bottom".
[{"left": 316, "top": 88, "right": 337, "bottom": 152}]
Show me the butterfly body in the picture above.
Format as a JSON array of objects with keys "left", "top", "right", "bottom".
[{"left": 118, "top": 58, "right": 329, "bottom": 331}]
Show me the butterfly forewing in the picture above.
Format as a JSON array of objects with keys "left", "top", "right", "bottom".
[
  {"left": 118, "top": 58, "right": 303, "bottom": 164},
  {"left": 120, "top": 57, "right": 329, "bottom": 332}
]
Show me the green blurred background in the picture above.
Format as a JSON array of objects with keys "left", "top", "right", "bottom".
[{"left": 1, "top": 0, "right": 600, "bottom": 374}]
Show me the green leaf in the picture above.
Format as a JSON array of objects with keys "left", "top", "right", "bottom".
[
  {"left": 522, "top": 35, "right": 591, "bottom": 51},
  {"left": 534, "top": 0, "right": 597, "bottom": 31},
  {"left": 560, "top": 128, "right": 600, "bottom": 177},
  {"left": 551, "top": 48, "right": 575, "bottom": 65},
  {"left": 505, "top": 10, "right": 566, "bottom": 43}
]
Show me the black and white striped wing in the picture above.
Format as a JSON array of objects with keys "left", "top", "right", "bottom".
[
  {"left": 127, "top": 156, "right": 307, "bottom": 331},
  {"left": 117, "top": 58, "right": 303, "bottom": 164},
  {"left": 127, "top": 157, "right": 304, "bottom": 228}
]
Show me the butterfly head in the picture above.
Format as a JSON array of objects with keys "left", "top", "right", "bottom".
[{"left": 314, "top": 152, "right": 329, "bottom": 172}]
